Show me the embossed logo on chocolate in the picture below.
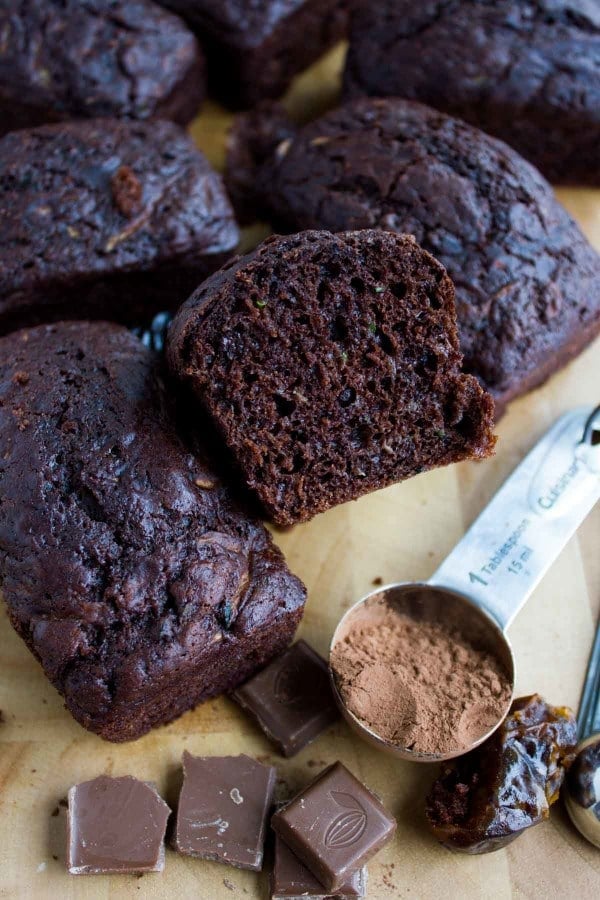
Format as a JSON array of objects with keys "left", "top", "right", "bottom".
[
  {"left": 324, "top": 792, "right": 367, "bottom": 848},
  {"left": 273, "top": 660, "right": 327, "bottom": 708}
]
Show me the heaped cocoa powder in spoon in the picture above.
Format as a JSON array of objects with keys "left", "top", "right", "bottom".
[{"left": 330, "top": 601, "right": 512, "bottom": 756}]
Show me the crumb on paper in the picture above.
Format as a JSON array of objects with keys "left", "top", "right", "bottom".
[
  {"left": 37, "top": 862, "right": 46, "bottom": 873},
  {"left": 306, "top": 759, "right": 327, "bottom": 768},
  {"left": 223, "top": 878, "right": 235, "bottom": 892},
  {"left": 372, "top": 576, "right": 383, "bottom": 586}
]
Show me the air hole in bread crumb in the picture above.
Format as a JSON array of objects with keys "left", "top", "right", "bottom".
[{"left": 274, "top": 395, "right": 296, "bottom": 417}]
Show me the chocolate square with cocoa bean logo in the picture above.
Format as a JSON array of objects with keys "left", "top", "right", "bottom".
[
  {"left": 232, "top": 640, "right": 339, "bottom": 756},
  {"left": 271, "top": 762, "right": 396, "bottom": 891}
]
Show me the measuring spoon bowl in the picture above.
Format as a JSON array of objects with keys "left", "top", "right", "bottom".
[
  {"left": 329, "top": 406, "right": 600, "bottom": 763},
  {"left": 329, "top": 582, "right": 515, "bottom": 762}
]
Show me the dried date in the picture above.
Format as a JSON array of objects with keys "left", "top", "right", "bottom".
[{"left": 426, "top": 694, "right": 577, "bottom": 853}]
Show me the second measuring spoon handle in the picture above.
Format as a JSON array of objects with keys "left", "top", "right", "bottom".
[{"left": 429, "top": 407, "right": 600, "bottom": 633}]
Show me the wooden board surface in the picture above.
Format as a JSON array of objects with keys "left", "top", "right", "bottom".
[{"left": 1, "top": 44, "right": 600, "bottom": 900}]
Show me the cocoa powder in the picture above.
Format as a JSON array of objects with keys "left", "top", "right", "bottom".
[{"left": 331, "top": 601, "right": 512, "bottom": 755}]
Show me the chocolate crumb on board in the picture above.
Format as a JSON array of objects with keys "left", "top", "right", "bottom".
[{"left": 306, "top": 758, "right": 328, "bottom": 768}]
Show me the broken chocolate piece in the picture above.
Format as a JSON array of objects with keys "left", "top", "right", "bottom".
[
  {"left": 67, "top": 775, "right": 170, "bottom": 875},
  {"left": 271, "top": 762, "right": 396, "bottom": 891},
  {"left": 174, "top": 752, "right": 276, "bottom": 870},
  {"left": 232, "top": 640, "right": 339, "bottom": 756},
  {"left": 272, "top": 832, "right": 367, "bottom": 899}
]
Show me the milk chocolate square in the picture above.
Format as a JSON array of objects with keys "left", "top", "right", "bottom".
[
  {"left": 271, "top": 762, "right": 396, "bottom": 891},
  {"left": 67, "top": 775, "right": 170, "bottom": 875},
  {"left": 232, "top": 640, "right": 339, "bottom": 756},
  {"left": 271, "top": 832, "right": 367, "bottom": 899},
  {"left": 174, "top": 752, "right": 276, "bottom": 870}
]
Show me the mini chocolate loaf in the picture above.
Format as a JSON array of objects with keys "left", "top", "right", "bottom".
[
  {"left": 0, "top": 322, "right": 306, "bottom": 742},
  {"left": 0, "top": 0, "right": 205, "bottom": 135},
  {"left": 225, "top": 99, "right": 600, "bottom": 414},
  {"left": 226, "top": 102, "right": 296, "bottom": 225},
  {"left": 0, "top": 119, "right": 239, "bottom": 334},
  {"left": 155, "top": 0, "right": 348, "bottom": 108},
  {"left": 343, "top": 0, "right": 600, "bottom": 185},
  {"left": 167, "top": 230, "right": 496, "bottom": 526}
]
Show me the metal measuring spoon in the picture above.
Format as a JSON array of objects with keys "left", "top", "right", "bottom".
[
  {"left": 329, "top": 406, "right": 600, "bottom": 762},
  {"left": 564, "top": 614, "right": 600, "bottom": 848}
]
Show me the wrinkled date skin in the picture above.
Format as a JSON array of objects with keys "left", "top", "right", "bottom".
[{"left": 426, "top": 694, "right": 577, "bottom": 853}]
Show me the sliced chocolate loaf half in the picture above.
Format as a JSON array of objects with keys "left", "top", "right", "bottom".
[{"left": 167, "top": 230, "right": 496, "bottom": 526}]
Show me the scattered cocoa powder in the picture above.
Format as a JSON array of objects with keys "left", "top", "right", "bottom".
[{"left": 331, "top": 598, "right": 511, "bottom": 755}]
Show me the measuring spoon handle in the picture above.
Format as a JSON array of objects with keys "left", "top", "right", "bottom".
[{"left": 429, "top": 407, "right": 600, "bottom": 632}]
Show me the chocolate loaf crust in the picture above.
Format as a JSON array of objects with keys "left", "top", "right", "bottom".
[
  {"left": 0, "top": 119, "right": 239, "bottom": 335},
  {"left": 0, "top": 322, "right": 306, "bottom": 742},
  {"left": 226, "top": 99, "right": 600, "bottom": 413},
  {"left": 156, "top": 0, "right": 348, "bottom": 107},
  {"left": 167, "top": 230, "right": 496, "bottom": 526},
  {"left": 0, "top": 0, "right": 205, "bottom": 135},
  {"left": 343, "top": 0, "right": 600, "bottom": 185}
]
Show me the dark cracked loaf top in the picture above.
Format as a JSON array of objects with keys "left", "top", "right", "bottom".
[
  {"left": 343, "top": 0, "right": 600, "bottom": 185},
  {"left": 0, "top": 0, "right": 205, "bottom": 135},
  {"left": 0, "top": 118, "right": 239, "bottom": 334},
  {"left": 156, "top": 0, "right": 348, "bottom": 107},
  {"left": 167, "top": 230, "right": 496, "bottom": 526},
  {"left": 225, "top": 98, "right": 600, "bottom": 413},
  {"left": 0, "top": 322, "right": 306, "bottom": 741}
]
